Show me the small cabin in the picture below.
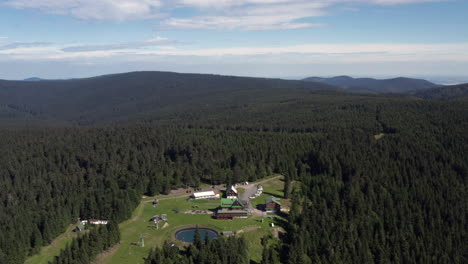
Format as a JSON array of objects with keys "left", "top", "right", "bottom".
[
  {"left": 265, "top": 196, "right": 281, "bottom": 212},
  {"left": 74, "top": 223, "right": 85, "bottom": 232},
  {"left": 226, "top": 185, "right": 238, "bottom": 199},
  {"left": 221, "top": 231, "right": 235, "bottom": 236}
]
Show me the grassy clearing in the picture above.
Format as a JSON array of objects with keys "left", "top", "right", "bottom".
[
  {"left": 27, "top": 176, "right": 286, "bottom": 264},
  {"left": 106, "top": 176, "right": 286, "bottom": 264},
  {"left": 374, "top": 133, "right": 385, "bottom": 140},
  {"left": 105, "top": 196, "right": 279, "bottom": 264},
  {"left": 25, "top": 224, "right": 83, "bottom": 264}
]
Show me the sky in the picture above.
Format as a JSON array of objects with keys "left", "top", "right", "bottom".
[{"left": 0, "top": 0, "right": 467, "bottom": 81}]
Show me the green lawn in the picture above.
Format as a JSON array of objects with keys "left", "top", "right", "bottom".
[{"left": 251, "top": 176, "right": 289, "bottom": 210}]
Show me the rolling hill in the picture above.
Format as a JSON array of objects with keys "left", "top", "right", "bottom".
[
  {"left": 303, "top": 75, "right": 439, "bottom": 93},
  {"left": 0, "top": 71, "right": 338, "bottom": 125}
]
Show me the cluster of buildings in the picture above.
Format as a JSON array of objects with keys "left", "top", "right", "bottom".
[
  {"left": 75, "top": 218, "right": 108, "bottom": 232},
  {"left": 188, "top": 184, "right": 281, "bottom": 220},
  {"left": 216, "top": 185, "right": 249, "bottom": 219}
]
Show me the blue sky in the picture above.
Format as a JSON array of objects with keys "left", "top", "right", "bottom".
[{"left": 0, "top": 0, "right": 467, "bottom": 81}]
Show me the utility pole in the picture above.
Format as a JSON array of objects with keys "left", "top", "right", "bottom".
[{"left": 140, "top": 233, "right": 147, "bottom": 247}]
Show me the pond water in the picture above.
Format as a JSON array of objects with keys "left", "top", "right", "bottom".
[{"left": 175, "top": 228, "right": 218, "bottom": 243}]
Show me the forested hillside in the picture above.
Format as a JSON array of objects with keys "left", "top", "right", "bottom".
[
  {"left": 0, "top": 72, "right": 466, "bottom": 264},
  {"left": 303, "top": 76, "right": 439, "bottom": 93},
  {"left": 0, "top": 71, "right": 335, "bottom": 125},
  {"left": 415, "top": 82, "right": 468, "bottom": 100},
  {"left": 304, "top": 76, "right": 440, "bottom": 93}
]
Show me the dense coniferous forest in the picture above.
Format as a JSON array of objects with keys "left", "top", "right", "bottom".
[
  {"left": 0, "top": 72, "right": 466, "bottom": 264},
  {"left": 415, "top": 82, "right": 468, "bottom": 100}
]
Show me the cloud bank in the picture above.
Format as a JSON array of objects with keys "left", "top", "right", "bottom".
[
  {"left": 0, "top": 41, "right": 51, "bottom": 50},
  {"left": 3, "top": 0, "right": 447, "bottom": 30},
  {"left": 61, "top": 37, "right": 176, "bottom": 52}
]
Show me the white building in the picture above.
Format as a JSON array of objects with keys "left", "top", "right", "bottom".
[
  {"left": 88, "top": 219, "right": 108, "bottom": 225},
  {"left": 191, "top": 190, "right": 220, "bottom": 199}
]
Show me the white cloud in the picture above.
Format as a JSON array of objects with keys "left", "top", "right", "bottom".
[
  {"left": 61, "top": 37, "right": 176, "bottom": 52},
  {"left": 3, "top": 0, "right": 163, "bottom": 21},
  {"left": 0, "top": 41, "right": 51, "bottom": 50},
  {"left": 3, "top": 0, "right": 447, "bottom": 30},
  {"left": 1, "top": 41, "right": 467, "bottom": 79},
  {"left": 2, "top": 40, "right": 467, "bottom": 65},
  {"left": 161, "top": 1, "right": 327, "bottom": 30},
  {"left": 365, "top": 0, "right": 444, "bottom": 5}
]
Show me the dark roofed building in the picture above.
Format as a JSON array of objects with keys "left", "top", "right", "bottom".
[
  {"left": 216, "top": 198, "right": 248, "bottom": 219},
  {"left": 220, "top": 198, "right": 246, "bottom": 209},
  {"left": 216, "top": 209, "right": 248, "bottom": 219},
  {"left": 265, "top": 196, "right": 281, "bottom": 212},
  {"left": 226, "top": 185, "right": 238, "bottom": 199}
]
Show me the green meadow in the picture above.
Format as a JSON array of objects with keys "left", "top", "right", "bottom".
[{"left": 27, "top": 176, "right": 287, "bottom": 264}]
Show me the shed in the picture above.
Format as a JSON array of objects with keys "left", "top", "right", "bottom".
[
  {"left": 74, "top": 223, "right": 85, "bottom": 232},
  {"left": 221, "top": 231, "right": 235, "bottom": 236}
]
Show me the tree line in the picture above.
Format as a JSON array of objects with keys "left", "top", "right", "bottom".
[
  {"left": 145, "top": 230, "right": 249, "bottom": 264},
  {"left": 49, "top": 223, "right": 120, "bottom": 264}
]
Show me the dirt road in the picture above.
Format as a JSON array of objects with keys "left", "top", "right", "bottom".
[{"left": 240, "top": 175, "right": 282, "bottom": 216}]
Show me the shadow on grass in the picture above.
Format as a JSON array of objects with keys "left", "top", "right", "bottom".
[
  {"left": 256, "top": 204, "right": 266, "bottom": 211},
  {"left": 272, "top": 215, "right": 288, "bottom": 231},
  {"left": 262, "top": 191, "right": 284, "bottom": 199}
]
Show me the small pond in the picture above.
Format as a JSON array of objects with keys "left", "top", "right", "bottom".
[{"left": 175, "top": 228, "right": 218, "bottom": 243}]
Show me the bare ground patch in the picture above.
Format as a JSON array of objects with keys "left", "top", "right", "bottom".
[
  {"left": 272, "top": 227, "right": 285, "bottom": 239},
  {"left": 236, "top": 225, "right": 261, "bottom": 235}
]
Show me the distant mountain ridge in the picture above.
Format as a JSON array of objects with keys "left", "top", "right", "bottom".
[
  {"left": 303, "top": 75, "right": 439, "bottom": 93},
  {"left": 0, "top": 71, "right": 338, "bottom": 125},
  {"left": 23, "top": 77, "right": 48, "bottom": 82},
  {"left": 415, "top": 82, "right": 468, "bottom": 100}
]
